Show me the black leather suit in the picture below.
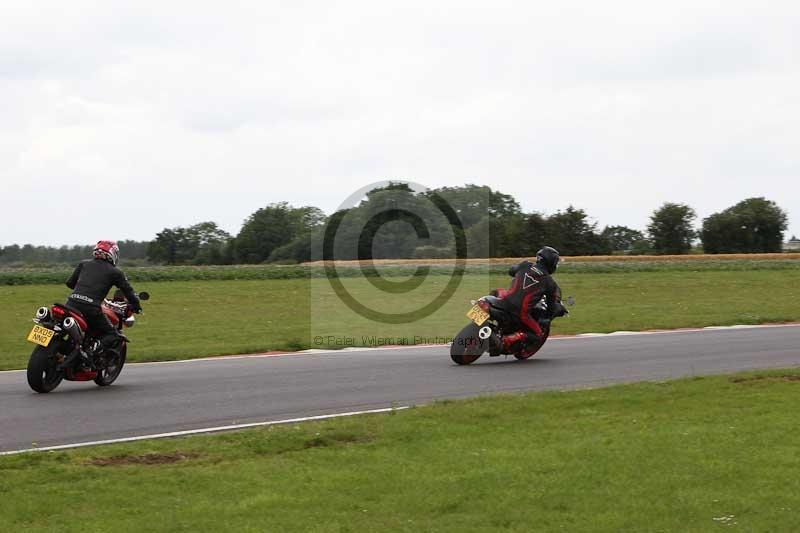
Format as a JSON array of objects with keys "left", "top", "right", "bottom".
[{"left": 65, "top": 259, "right": 140, "bottom": 351}]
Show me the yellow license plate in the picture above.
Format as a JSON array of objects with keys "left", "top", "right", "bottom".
[
  {"left": 466, "top": 304, "right": 490, "bottom": 326},
  {"left": 27, "top": 324, "right": 55, "bottom": 347}
]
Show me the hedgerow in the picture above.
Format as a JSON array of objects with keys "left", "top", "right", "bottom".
[{"left": 1, "top": 259, "right": 799, "bottom": 286}]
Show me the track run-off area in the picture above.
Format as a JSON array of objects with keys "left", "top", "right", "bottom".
[{"left": 1, "top": 323, "right": 799, "bottom": 454}]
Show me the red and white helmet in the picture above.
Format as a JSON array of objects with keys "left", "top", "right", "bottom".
[{"left": 93, "top": 240, "right": 120, "bottom": 266}]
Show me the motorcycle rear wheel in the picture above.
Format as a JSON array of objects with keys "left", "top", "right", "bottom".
[
  {"left": 95, "top": 343, "right": 127, "bottom": 387},
  {"left": 450, "top": 323, "right": 489, "bottom": 365},
  {"left": 27, "top": 345, "right": 64, "bottom": 393}
]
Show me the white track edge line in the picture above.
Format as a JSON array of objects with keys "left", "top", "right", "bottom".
[
  {"left": 2, "top": 322, "right": 798, "bottom": 374},
  {"left": 0, "top": 406, "right": 411, "bottom": 456}
]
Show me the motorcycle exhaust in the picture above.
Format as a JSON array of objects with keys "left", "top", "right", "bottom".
[
  {"left": 35, "top": 306, "right": 51, "bottom": 321},
  {"left": 478, "top": 326, "right": 494, "bottom": 340},
  {"left": 62, "top": 317, "right": 85, "bottom": 343}
]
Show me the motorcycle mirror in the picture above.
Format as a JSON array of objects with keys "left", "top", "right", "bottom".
[
  {"left": 565, "top": 296, "right": 576, "bottom": 306},
  {"left": 138, "top": 291, "right": 150, "bottom": 301}
]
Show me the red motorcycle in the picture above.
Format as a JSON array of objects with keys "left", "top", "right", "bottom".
[
  {"left": 25, "top": 291, "right": 150, "bottom": 393},
  {"left": 450, "top": 294, "right": 572, "bottom": 365}
]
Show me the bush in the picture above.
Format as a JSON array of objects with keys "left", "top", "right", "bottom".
[
  {"left": 701, "top": 198, "right": 788, "bottom": 254},
  {"left": 412, "top": 246, "right": 454, "bottom": 259}
]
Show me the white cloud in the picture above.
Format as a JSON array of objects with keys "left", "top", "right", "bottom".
[{"left": 1, "top": 0, "right": 798, "bottom": 245}]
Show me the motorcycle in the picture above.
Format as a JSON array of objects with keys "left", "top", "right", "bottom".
[
  {"left": 450, "top": 294, "right": 572, "bottom": 365},
  {"left": 25, "top": 291, "right": 150, "bottom": 393}
]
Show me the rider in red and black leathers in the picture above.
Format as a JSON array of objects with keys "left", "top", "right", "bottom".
[
  {"left": 65, "top": 241, "right": 141, "bottom": 356},
  {"left": 492, "top": 246, "right": 566, "bottom": 353}
]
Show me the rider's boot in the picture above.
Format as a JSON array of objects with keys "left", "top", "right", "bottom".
[
  {"left": 80, "top": 348, "right": 96, "bottom": 370},
  {"left": 87, "top": 340, "right": 102, "bottom": 357},
  {"left": 81, "top": 340, "right": 105, "bottom": 369},
  {"left": 501, "top": 332, "right": 527, "bottom": 354},
  {"left": 91, "top": 343, "right": 120, "bottom": 369}
]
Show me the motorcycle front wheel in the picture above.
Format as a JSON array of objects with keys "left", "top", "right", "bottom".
[
  {"left": 514, "top": 323, "right": 551, "bottom": 360},
  {"left": 450, "top": 323, "right": 489, "bottom": 365},
  {"left": 27, "top": 345, "right": 64, "bottom": 393},
  {"left": 95, "top": 343, "right": 127, "bottom": 387}
]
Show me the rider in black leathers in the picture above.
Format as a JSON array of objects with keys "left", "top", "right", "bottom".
[
  {"left": 492, "top": 246, "right": 566, "bottom": 354},
  {"left": 65, "top": 241, "right": 141, "bottom": 357}
]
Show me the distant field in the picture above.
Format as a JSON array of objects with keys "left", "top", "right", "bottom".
[
  {"left": 306, "top": 252, "right": 800, "bottom": 265},
  {"left": 3, "top": 368, "right": 800, "bottom": 532},
  {"left": 1, "top": 268, "right": 798, "bottom": 370}
]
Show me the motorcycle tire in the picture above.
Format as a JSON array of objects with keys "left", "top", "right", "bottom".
[
  {"left": 27, "top": 345, "right": 64, "bottom": 393},
  {"left": 95, "top": 343, "right": 127, "bottom": 387},
  {"left": 514, "top": 324, "right": 551, "bottom": 360},
  {"left": 450, "top": 323, "right": 489, "bottom": 365}
]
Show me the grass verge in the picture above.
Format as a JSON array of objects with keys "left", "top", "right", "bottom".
[
  {"left": 1, "top": 270, "right": 798, "bottom": 370},
  {"left": 2, "top": 368, "right": 800, "bottom": 532}
]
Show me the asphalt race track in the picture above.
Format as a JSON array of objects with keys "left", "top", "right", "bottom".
[{"left": 1, "top": 325, "right": 799, "bottom": 454}]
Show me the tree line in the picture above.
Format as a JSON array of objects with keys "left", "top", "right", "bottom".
[
  {"left": 144, "top": 185, "right": 791, "bottom": 264},
  {"left": 0, "top": 240, "right": 149, "bottom": 266},
  {"left": 0, "top": 184, "right": 790, "bottom": 265}
]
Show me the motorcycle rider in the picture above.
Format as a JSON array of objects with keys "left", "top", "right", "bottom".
[
  {"left": 65, "top": 241, "right": 142, "bottom": 361},
  {"left": 491, "top": 246, "right": 566, "bottom": 355}
]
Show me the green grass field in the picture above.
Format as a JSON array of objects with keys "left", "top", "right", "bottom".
[
  {"left": 1, "top": 269, "right": 798, "bottom": 370},
  {"left": 2, "top": 368, "right": 800, "bottom": 532}
]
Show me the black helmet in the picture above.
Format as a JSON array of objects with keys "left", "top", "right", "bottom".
[{"left": 535, "top": 246, "right": 560, "bottom": 274}]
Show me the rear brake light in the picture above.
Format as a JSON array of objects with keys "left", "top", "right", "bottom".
[
  {"left": 52, "top": 307, "right": 66, "bottom": 319},
  {"left": 478, "top": 301, "right": 490, "bottom": 311}
]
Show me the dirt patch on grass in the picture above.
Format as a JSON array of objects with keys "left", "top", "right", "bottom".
[
  {"left": 731, "top": 375, "right": 800, "bottom": 384},
  {"left": 303, "top": 432, "right": 374, "bottom": 450},
  {"left": 88, "top": 452, "right": 200, "bottom": 467}
]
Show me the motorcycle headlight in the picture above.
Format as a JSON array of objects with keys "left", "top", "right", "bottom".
[{"left": 124, "top": 316, "right": 135, "bottom": 328}]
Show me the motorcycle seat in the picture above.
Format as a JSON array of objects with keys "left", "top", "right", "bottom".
[
  {"left": 52, "top": 303, "right": 90, "bottom": 331},
  {"left": 61, "top": 303, "right": 86, "bottom": 319}
]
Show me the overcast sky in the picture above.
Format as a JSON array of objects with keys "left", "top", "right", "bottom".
[{"left": 1, "top": 0, "right": 798, "bottom": 247}]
